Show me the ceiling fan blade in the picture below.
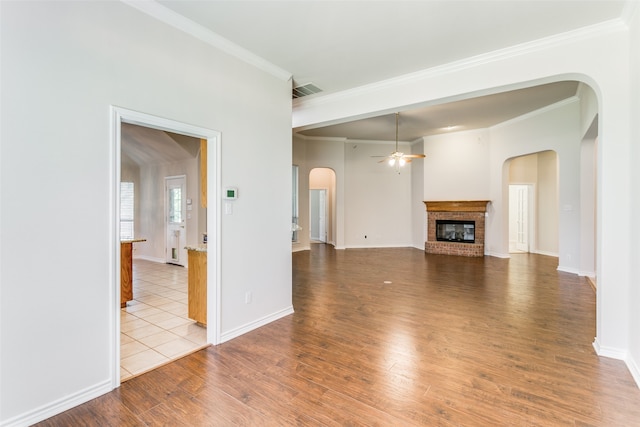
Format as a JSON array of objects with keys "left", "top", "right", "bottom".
[{"left": 403, "top": 154, "right": 426, "bottom": 158}]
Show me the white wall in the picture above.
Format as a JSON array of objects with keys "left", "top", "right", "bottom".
[
  {"left": 293, "top": 11, "right": 637, "bottom": 382},
  {"left": 344, "top": 141, "right": 413, "bottom": 248},
  {"left": 411, "top": 138, "right": 426, "bottom": 249},
  {"left": 0, "top": 2, "right": 292, "bottom": 425},
  {"left": 628, "top": 2, "right": 640, "bottom": 386},
  {"left": 536, "top": 151, "right": 560, "bottom": 256},
  {"left": 423, "top": 129, "right": 491, "bottom": 201}
]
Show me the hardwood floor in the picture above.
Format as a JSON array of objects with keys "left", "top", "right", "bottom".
[{"left": 36, "top": 245, "right": 640, "bottom": 426}]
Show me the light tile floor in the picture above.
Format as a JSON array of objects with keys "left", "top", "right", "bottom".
[{"left": 120, "top": 259, "right": 208, "bottom": 381}]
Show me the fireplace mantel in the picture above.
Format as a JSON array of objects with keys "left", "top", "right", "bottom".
[
  {"left": 423, "top": 201, "right": 490, "bottom": 257},
  {"left": 424, "top": 200, "right": 490, "bottom": 213}
]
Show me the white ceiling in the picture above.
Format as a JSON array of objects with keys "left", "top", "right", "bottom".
[{"left": 149, "top": 0, "right": 628, "bottom": 141}]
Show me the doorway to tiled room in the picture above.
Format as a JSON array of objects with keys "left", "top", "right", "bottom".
[
  {"left": 115, "top": 108, "right": 219, "bottom": 382},
  {"left": 120, "top": 259, "right": 207, "bottom": 381}
]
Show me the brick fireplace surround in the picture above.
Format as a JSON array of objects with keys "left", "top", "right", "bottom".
[{"left": 424, "top": 200, "right": 490, "bottom": 257}]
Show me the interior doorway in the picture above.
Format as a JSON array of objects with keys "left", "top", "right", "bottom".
[
  {"left": 309, "top": 168, "right": 336, "bottom": 246},
  {"left": 509, "top": 184, "right": 533, "bottom": 253},
  {"left": 310, "top": 189, "right": 327, "bottom": 242},
  {"left": 112, "top": 106, "right": 220, "bottom": 387}
]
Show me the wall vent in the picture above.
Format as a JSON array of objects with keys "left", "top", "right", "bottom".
[{"left": 293, "top": 83, "right": 322, "bottom": 99}]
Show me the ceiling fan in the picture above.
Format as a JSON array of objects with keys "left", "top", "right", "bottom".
[{"left": 373, "top": 112, "right": 425, "bottom": 171}]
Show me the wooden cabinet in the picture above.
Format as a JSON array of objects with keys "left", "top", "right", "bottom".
[
  {"left": 121, "top": 239, "right": 146, "bottom": 308},
  {"left": 121, "top": 242, "right": 133, "bottom": 308},
  {"left": 188, "top": 249, "right": 207, "bottom": 325}
]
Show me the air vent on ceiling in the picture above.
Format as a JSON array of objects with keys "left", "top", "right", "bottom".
[{"left": 292, "top": 83, "right": 322, "bottom": 99}]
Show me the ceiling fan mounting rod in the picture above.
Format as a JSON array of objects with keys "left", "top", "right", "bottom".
[{"left": 395, "top": 112, "right": 399, "bottom": 152}]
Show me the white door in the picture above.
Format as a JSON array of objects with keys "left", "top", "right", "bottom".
[
  {"left": 166, "top": 175, "right": 187, "bottom": 266},
  {"left": 310, "top": 189, "right": 327, "bottom": 243},
  {"left": 509, "top": 184, "right": 530, "bottom": 252}
]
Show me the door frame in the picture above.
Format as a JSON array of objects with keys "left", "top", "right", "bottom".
[{"left": 111, "top": 106, "right": 221, "bottom": 388}]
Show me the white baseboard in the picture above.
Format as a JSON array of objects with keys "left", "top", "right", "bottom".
[
  {"left": 292, "top": 244, "right": 310, "bottom": 252},
  {"left": 578, "top": 270, "right": 596, "bottom": 278},
  {"left": 533, "top": 249, "right": 558, "bottom": 257},
  {"left": 220, "top": 306, "right": 294, "bottom": 344},
  {"left": 486, "top": 251, "right": 510, "bottom": 258},
  {"left": 1, "top": 380, "right": 113, "bottom": 427},
  {"left": 557, "top": 265, "right": 579, "bottom": 275},
  {"left": 346, "top": 243, "right": 415, "bottom": 249},
  {"left": 626, "top": 352, "right": 640, "bottom": 389},
  {"left": 592, "top": 337, "right": 640, "bottom": 389},
  {"left": 592, "top": 337, "right": 627, "bottom": 359}
]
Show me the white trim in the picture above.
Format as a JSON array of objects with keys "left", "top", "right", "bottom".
[
  {"left": 593, "top": 337, "right": 627, "bottom": 360},
  {"left": 625, "top": 354, "right": 640, "bottom": 389},
  {"left": 220, "top": 306, "right": 294, "bottom": 344},
  {"left": 557, "top": 265, "right": 579, "bottom": 275},
  {"left": 597, "top": 346, "right": 640, "bottom": 389},
  {"left": 0, "top": 380, "right": 112, "bottom": 427},
  {"left": 486, "top": 251, "right": 510, "bottom": 259},
  {"left": 578, "top": 270, "right": 597, "bottom": 278},
  {"left": 346, "top": 244, "right": 416, "bottom": 249},
  {"left": 111, "top": 106, "right": 222, "bottom": 390},
  {"left": 120, "top": 0, "right": 292, "bottom": 82},
  {"left": 533, "top": 249, "right": 559, "bottom": 258}
]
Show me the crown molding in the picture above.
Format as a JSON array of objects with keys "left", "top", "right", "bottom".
[
  {"left": 121, "top": 0, "right": 292, "bottom": 82},
  {"left": 293, "top": 134, "right": 347, "bottom": 142},
  {"left": 293, "top": 17, "right": 627, "bottom": 112}
]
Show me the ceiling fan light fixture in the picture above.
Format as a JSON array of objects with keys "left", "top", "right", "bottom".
[{"left": 372, "top": 112, "right": 426, "bottom": 171}]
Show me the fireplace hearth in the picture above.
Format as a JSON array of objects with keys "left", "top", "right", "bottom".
[{"left": 424, "top": 201, "right": 490, "bottom": 257}]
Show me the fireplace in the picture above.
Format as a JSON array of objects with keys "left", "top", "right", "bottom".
[
  {"left": 436, "top": 220, "right": 475, "bottom": 243},
  {"left": 424, "top": 201, "right": 490, "bottom": 257}
]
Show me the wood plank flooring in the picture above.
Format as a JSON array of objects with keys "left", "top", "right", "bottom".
[{"left": 36, "top": 245, "right": 640, "bottom": 426}]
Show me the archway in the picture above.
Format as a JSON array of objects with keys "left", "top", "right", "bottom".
[
  {"left": 507, "top": 151, "right": 558, "bottom": 256},
  {"left": 309, "top": 168, "right": 337, "bottom": 246}
]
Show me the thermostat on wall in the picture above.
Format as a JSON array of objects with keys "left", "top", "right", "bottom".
[{"left": 224, "top": 187, "right": 238, "bottom": 200}]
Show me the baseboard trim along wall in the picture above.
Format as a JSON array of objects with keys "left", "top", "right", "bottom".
[
  {"left": 220, "top": 306, "right": 295, "bottom": 344},
  {"left": 1, "top": 380, "right": 112, "bottom": 427},
  {"left": 593, "top": 338, "right": 640, "bottom": 389}
]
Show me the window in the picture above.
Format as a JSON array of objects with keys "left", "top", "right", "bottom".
[
  {"left": 292, "top": 165, "right": 300, "bottom": 241},
  {"left": 120, "top": 182, "right": 134, "bottom": 240}
]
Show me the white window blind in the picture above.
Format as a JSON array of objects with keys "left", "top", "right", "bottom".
[{"left": 120, "top": 182, "right": 134, "bottom": 240}]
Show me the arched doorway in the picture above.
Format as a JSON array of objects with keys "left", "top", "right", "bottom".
[
  {"left": 309, "top": 168, "right": 336, "bottom": 246},
  {"left": 507, "top": 151, "right": 558, "bottom": 255}
]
